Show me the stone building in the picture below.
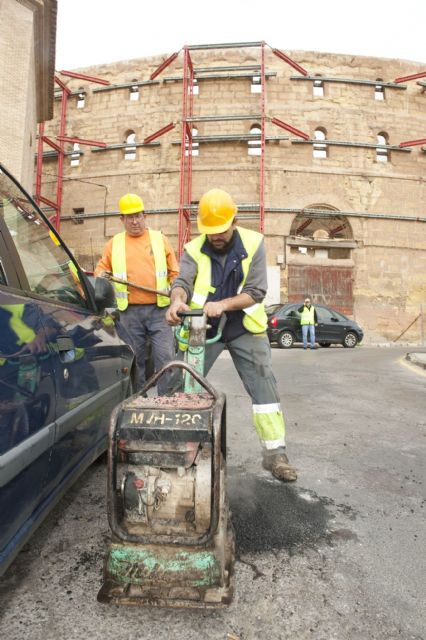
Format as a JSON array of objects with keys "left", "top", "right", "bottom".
[
  {"left": 0, "top": 0, "right": 57, "bottom": 189},
  {"left": 37, "top": 44, "right": 426, "bottom": 343}
]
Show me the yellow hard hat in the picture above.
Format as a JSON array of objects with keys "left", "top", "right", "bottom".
[
  {"left": 118, "top": 193, "right": 144, "bottom": 215},
  {"left": 197, "top": 189, "right": 237, "bottom": 234}
]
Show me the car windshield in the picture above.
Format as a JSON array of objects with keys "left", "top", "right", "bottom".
[{"left": 0, "top": 167, "right": 88, "bottom": 307}]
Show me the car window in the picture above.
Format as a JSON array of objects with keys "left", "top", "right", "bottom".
[
  {"left": 266, "top": 304, "right": 282, "bottom": 315},
  {"left": 0, "top": 259, "right": 7, "bottom": 286},
  {"left": 332, "top": 310, "right": 349, "bottom": 321},
  {"left": 281, "top": 306, "right": 300, "bottom": 318},
  {"left": 316, "top": 306, "right": 336, "bottom": 322},
  {"left": 0, "top": 170, "right": 88, "bottom": 308}
]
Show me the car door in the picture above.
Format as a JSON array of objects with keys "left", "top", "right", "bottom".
[
  {"left": 315, "top": 305, "right": 342, "bottom": 342},
  {"left": 0, "top": 223, "right": 56, "bottom": 573},
  {"left": 0, "top": 165, "right": 133, "bottom": 573},
  {"left": 279, "top": 304, "right": 302, "bottom": 340}
]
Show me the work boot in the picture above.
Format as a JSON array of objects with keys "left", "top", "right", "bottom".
[{"left": 262, "top": 449, "right": 297, "bottom": 482}]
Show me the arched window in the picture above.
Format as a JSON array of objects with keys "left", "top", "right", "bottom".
[
  {"left": 376, "top": 132, "right": 389, "bottom": 163},
  {"left": 124, "top": 131, "right": 136, "bottom": 160},
  {"left": 290, "top": 207, "right": 353, "bottom": 260},
  {"left": 70, "top": 143, "right": 81, "bottom": 167},
  {"left": 248, "top": 124, "right": 261, "bottom": 156},
  {"left": 77, "top": 89, "right": 85, "bottom": 109},
  {"left": 374, "top": 79, "right": 385, "bottom": 101},
  {"left": 313, "top": 128, "right": 327, "bottom": 159},
  {"left": 313, "top": 76, "right": 324, "bottom": 97},
  {"left": 185, "top": 127, "right": 199, "bottom": 157},
  {"left": 129, "top": 80, "right": 139, "bottom": 101},
  {"left": 251, "top": 75, "right": 261, "bottom": 94}
]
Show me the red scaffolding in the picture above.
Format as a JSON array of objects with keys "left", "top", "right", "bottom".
[
  {"left": 148, "top": 41, "right": 309, "bottom": 255},
  {"left": 34, "top": 70, "right": 109, "bottom": 231}
]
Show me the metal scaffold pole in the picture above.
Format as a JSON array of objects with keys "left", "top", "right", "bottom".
[
  {"left": 35, "top": 72, "right": 109, "bottom": 231},
  {"left": 178, "top": 46, "right": 194, "bottom": 255},
  {"left": 259, "top": 41, "right": 266, "bottom": 233}
]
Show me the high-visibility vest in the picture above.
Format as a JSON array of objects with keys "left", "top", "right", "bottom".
[
  {"left": 184, "top": 226, "right": 268, "bottom": 334},
  {"left": 300, "top": 305, "right": 315, "bottom": 325},
  {"left": 2, "top": 304, "right": 36, "bottom": 345},
  {"left": 111, "top": 229, "right": 169, "bottom": 310}
]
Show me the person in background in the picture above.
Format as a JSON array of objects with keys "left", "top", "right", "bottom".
[
  {"left": 95, "top": 193, "right": 178, "bottom": 394},
  {"left": 298, "top": 297, "right": 318, "bottom": 350},
  {"left": 166, "top": 188, "right": 297, "bottom": 482}
]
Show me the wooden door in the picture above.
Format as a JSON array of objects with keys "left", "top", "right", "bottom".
[{"left": 287, "top": 265, "right": 353, "bottom": 315}]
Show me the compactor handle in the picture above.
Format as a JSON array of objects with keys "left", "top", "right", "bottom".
[{"left": 175, "top": 311, "right": 226, "bottom": 346}]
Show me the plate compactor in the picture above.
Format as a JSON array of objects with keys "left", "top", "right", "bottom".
[{"left": 97, "top": 310, "right": 235, "bottom": 608}]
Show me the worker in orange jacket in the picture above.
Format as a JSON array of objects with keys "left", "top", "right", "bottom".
[{"left": 95, "top": 193, "right": 179, "bottom": 394}]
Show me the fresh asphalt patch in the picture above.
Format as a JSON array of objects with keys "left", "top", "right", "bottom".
[{"left": 228, "top": 468, "right": 357, "bottom": 554}]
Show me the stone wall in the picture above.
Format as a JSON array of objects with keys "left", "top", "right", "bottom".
[
  {"left": 0, "top": 0, "right": 56, "bottom": 189},
  {"left": 0, "top": 0, "right": 37, "bottom": 187},
  {"left": 38, "top": 46, "right": 426, "bottom": 343}
]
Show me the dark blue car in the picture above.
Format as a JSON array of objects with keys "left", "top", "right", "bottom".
[
  {"left": 266, "top": 303, "right": 364, "bottom": 348},
  {"left": 0, "top": 162, "right": 135, "bottom": 575}
]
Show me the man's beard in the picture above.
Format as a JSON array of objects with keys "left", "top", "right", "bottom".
[{"left": 209, "top": 231, "right": 235, "bottom": 255}]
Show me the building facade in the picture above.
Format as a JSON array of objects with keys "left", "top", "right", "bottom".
[{"left": 37, "top": 45, "right": 426, "bottom": 343}]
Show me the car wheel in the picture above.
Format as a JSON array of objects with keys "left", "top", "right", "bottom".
[
  {"left": 278, "top": 331, "right": 294, "bottom": 349},
  {"left": 319, "top": 342, "right": 331, "bottom": 347},
  {"left": 343, "top": 332, "right": 358, "bottom": 348}
]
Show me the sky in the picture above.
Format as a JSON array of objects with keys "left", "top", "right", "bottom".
[{"left": 56, "top": 0, "right": 426, "bottom": 71}]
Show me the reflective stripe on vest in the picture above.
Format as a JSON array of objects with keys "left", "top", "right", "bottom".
[
  {"left": 68, "top": 261, "right": 80, "bottom": 283},
  {"left": 252, "top": 402, "right": 286, "bottom": 449},
  {"left": 1, "top": 304, "right": 36, "bottom": 345},
  {"left": 300, "top": 305, "right": 315, "bottom": 325},
  {"left": 111, "top": 229, "right": 170, "bottom": 310},
  {"left": 184, "top": 226, "right": 268, "bottom": 333}
]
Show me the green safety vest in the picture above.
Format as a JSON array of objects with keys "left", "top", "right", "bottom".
[
  {"left": 300, "top": 305, "right": 315, "bottom": 325},
  {"left": 0, "top": 304, "right": 37, "bottom": 367},
  {"left": 2, "top": 304, "right": 36, "bottom": 344},
  {"left": 111, "top": 229, "right": 170, "bottom": 310},
  {"left": 184, "top": 226, "right": 268, "bottom": 334}
]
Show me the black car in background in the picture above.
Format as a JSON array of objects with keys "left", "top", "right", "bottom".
[{"left": 266, "top": 303, "right": 364, "bottom": 348}]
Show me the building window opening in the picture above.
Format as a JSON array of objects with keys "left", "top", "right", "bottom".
[
  {"left": 130, "top": 81, "right": 139, "bottom": 101},
  {"left": 376, "top": 132, "right": 389, "bottom": 163},
  {"left": 248, "top": 124, "right": 261, "bottom": 156},
  {"left": 290, "top": 208, "right": 353, "bottom": 261},
  {"left": 77, "top": 90, "right": 86, "bottom": 109},
  {"left": 374, "top": 79, "right": 385, "bottom": 101},
  {"left": 251, "top": 75, "right": 262, "bottom": 94},
  {"left": 72, "top": 207, "right": 84, "bottom": 225},
  {"left": 313, "top": 128, "right": 327, "bottom": 158},
  {"left": 185, "top": 127, "right": 199, "bottom": 157},
  {"left": 124, "top": 131, "right": 136, "bottom": 160},
  {"left": 189, "top": 78, "right": 199, "bottom": 95},
  {"left": 70, "top": 143, "right": 81, "bottom": 167},
  {"left": 313, "top": 76, "right": 324, "bottom": 97}
]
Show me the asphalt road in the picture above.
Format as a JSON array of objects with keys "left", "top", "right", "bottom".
[{"left": 1, "top": 345, "right": 425, "bottom": 640}]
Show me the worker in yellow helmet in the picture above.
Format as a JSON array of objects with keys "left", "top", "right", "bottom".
[
  {"left": 95, "top": 193, "right": 179, "bottom": 394},
  {"left": 166, "top": 189, "right": 297, "bottom": 482}
]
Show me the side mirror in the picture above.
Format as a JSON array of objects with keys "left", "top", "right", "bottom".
[{"left": 92, "top": 276, "right": 118, "bottom": 313}]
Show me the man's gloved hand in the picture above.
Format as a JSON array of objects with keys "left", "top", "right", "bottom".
[{"left": 99, "top": 270, "right": 112, "bottom": 279}]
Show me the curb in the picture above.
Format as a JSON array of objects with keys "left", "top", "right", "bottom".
[{"left": 405, "top": 353, "right": 426, "bottom": 370}]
